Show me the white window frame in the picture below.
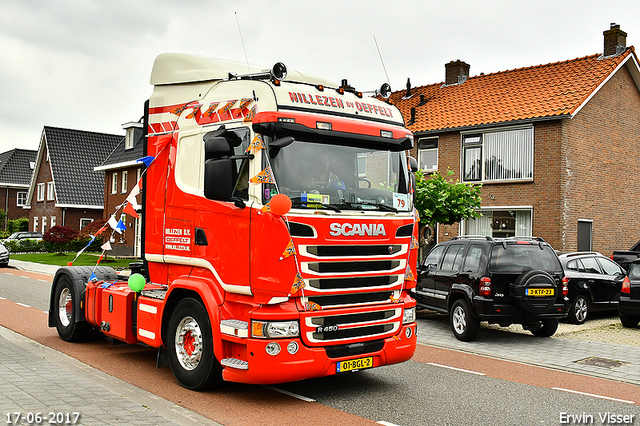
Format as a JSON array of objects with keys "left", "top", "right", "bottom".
[
  {"left": 46, "top": 181, "right": 55, "bottom": 201},
  {"left": 461, "top": 126, "right": 534, "bottom": 183},
  {"left": 417, "top": 137, "right": 438, "bottom": 173},
  {"left": 111, "top": 172, "right": 118, "bottom": 194},
  {"left": 42, "top": 216, "right": 47, "bottom": 233},
  {"left": 80, "top": 218, "right": 93, "bottom": 230},
  {"left": 50, "top": 216, "right": 56, "bottom": 228},
  {"left": 121, "top": 171, "right": 128, "bottom": 194},
  {"left": 462, "top": 206, "right": 533, "bottom": 238},
  {"left": 37, "top": 183, "right": 45, "bottom": 201},
  {"left": 16, "top": 191, "right": 27, "bottom": 206},
  {"left": 33, "top": 217, "right": 38, "bottom": 232},
  {"left": 125, "top": 130, "right": 135, "bottom": 150}
]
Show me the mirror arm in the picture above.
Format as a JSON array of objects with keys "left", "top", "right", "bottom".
[
  {"left": 229, "top": 153, "right": 254, "bottom": 161},
  {"left": 231, "top": 197, "right": 246, "bottom": 209}
]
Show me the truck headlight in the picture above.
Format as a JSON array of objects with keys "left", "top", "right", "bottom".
[
  {"left": 252, "top": 320, "right": 300, "bottom": 338},
  {"left": 403, "top": 307, "right": 416, "bottom": 324}
]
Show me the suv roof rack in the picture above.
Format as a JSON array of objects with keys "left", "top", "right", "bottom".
[
  {"left": 560, "top": 251, "right": 603, "bottom": 258},
  {"left": 501, "top": 236, "right": 546, "bottom": 243},
  {"left": 452, "top": 235, "right": 494, "bottom": 241}
]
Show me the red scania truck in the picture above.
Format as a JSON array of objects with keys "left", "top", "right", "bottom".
[{"left": 49, "top": 53, "right": 418, "bottom": 390}]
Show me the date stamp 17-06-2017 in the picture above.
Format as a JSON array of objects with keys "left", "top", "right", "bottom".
[{"left": 5, "top": 412, "right": 81, "bottom": 425}]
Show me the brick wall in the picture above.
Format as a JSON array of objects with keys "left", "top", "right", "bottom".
[{"left": 102, "top": 165, "right": 143, "bottom": 256}]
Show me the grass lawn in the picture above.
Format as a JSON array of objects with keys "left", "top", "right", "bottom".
[{"left": 11, "top": 252, "right": 137, "bottom": 269}]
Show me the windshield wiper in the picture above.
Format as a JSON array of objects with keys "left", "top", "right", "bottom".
[
  {"left": 289, "top": 197, "right": 342, "bottom": 213},
  {"left": 344, "top": 201, "right": 398, "bottom": 213}
]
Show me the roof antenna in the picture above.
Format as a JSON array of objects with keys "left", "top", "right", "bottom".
[
  {"left": 234, "top": 12, "right": 257, "bottom": 101},
  {"left": 373, "top": 36, "right": 391, "bottom": 86}
]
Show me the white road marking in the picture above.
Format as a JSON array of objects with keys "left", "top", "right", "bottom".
[
  {"left": 552, "top": 387, "right": 635, "bottom": 404},
  {"left": 427, "top": 362, "right": 486, "bottom": 376},
  {"left": 15, "top": 302, "right": 31, "bottom": 308},
  {"left": 265, "top": 385, "right": 316, "bottom": 402},
  {"left": 377, "top": 422, "right": 401, "bottom": 426}
]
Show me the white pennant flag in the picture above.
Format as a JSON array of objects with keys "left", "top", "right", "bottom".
[
  {"left": 108, "top": 216, "right": 118, "bottom": 230},
  {"left": 101, "top": 241, "right": 112, "bottom": 251}
]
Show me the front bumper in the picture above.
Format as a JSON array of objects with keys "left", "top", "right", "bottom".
[{"left": 221, "top": 322, "right": 417, "bottom": 384}]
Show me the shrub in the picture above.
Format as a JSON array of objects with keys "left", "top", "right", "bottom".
[
  {"left": 7, "top": 217, "right": 29, "bottom": 234},
  {"left": 43, "top": 225, "right": 78, "bottom": 254}
]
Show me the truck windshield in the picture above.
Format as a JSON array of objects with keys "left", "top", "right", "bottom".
[{"left": 264, "top": 139, "right": 412, "bottom": 212}]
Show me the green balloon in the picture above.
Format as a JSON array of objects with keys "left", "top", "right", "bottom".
[{"left": 128, "top": 273, "right": 146, "bottom": 292}]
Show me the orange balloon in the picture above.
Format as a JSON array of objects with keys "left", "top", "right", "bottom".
[{"left": 270, "top": 193, "right": 292, "bottom": 216}]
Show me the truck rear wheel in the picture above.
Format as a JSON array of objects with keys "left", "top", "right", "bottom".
[
  {"left": 167, "top": 298, "right": 223, "bottom": 390},
  {"left": 53, "top": 276, "right": 91, "bottom": 342}
]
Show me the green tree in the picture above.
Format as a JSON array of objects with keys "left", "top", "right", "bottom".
[
  {"left": 43, "top": 225, "right": 78, "bottom": 254},
  {"left": 414, "top": 169, "right": 483, "bottom": 246}
]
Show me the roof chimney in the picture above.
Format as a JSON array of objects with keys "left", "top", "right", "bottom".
[
  {"left": 603, "top": 23, "right": 627, "bottom": 57},
  {"left": 445, "top": 60, "right": 470, "bottom": 85}
]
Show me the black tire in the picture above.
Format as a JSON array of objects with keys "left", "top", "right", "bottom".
[
  {"left": 450, "top": 299, "right": 480, "bottom": 341},
  {"left": 167, "top": 298, "right": 223, "bottom": 390},
  {"left": 530, "top": 319, "right": 559, "bottom": 337},
  {"left": 620, "top": 314, "right": 640, "bottom": 328},
  {"left": 568, "top": 295, "right": 589, "bottom": 324},
  {"left": 53, "top": 276, "right": 91, "bottom": 342}
]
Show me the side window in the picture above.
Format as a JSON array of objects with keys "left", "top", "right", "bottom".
[
  {"left": 231, "top": 128, "right": 251, "bottom": 200},
  {"left": 581, "top": 257, "right": 603, "bottom": 274},
  {"left": 597, "top": 258, "right": 624, "bottom": 276},
  {"left": 440, "top": 244, "right": 465, "bottom": 271},
  {"left": 463, "top": 244, "right": 483, "bottom": 272},
  {"left": 423, "top": 245, "right": 445, "bottom": 268},
  {"left": 566, "top": 260, "right": 579, "bottom": 271}
]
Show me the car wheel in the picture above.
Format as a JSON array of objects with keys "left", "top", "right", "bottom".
[
  {"left": 530, "top": 319, "right": 559, "bottom": 337},
  {"left": 620, "top": 315, "right": 640, "bottom": 328},
  {"left": 450, "top": 299, "right": 480, "bottom": 342},
  {"left": 568, "top": 295, "right": 589, "bottom": 324},
  {"left": 167, "top": 297, "right": 223, "bottom": 390}
]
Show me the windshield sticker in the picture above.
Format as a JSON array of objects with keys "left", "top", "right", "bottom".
[
  {"left": 393, "top": 193, "right": 410, "bottom": 211},
  {"left": 302, "top": 193, "right": 330, "bottom": 205}
]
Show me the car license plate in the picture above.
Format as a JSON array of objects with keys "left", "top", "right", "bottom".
[
  {"left": 336, "top": 356, "right": 373, "bottom": 373},
  {"left": 526, "top": 288, "right": 554, "bottom": 297}
]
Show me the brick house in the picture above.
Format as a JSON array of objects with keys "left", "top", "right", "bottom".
[
  {"left": 390, "top": 24, "right": 640, "bottom": 255},
  {"left": 0, "top": 149, "right": 37, "bottom": 228},
  {"left": 94, "top": 121, "right": 145, "bottom": 257},
  {"left": 25, "top": 126, "right": 123, "bottom": 234}
]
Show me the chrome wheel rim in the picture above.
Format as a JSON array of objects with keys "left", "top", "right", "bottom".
[
  {"left": 58, "top": 288, "right": 72, "bottom": 327},
  {"left": 452, "top": 306, "right": 467, "bottom": 334},
  {"left": 574, "top": 298, "right": 588, "bottom": 323},
  {"left": 175, "top": 316, "right": 203, "bottom": 371}
]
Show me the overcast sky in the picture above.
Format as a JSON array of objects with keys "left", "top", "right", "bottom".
[{"left": 1, "top": 0, "right": 639, "bottom": 154}]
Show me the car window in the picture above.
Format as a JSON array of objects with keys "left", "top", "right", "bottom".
[
  {"left": 490, "top": 244, "right": 562, "bottom": 272},
  {"left": 629, "top": 263, "right": 640, "bottom": 279},
  {"left": 580, "top": 257, "right": 603, "bottom": 274},
  {"left": 463, "top": 244, "right": 483, "bottom": 272},
  {"left": 422, "top": 245, "right": 445, "bottom": 268},
  {"left": 440, "top": 244, "right": 465, "bottom": 271},
  {"left": 597, "top": 257, "right": 624, "bottom": 276}
]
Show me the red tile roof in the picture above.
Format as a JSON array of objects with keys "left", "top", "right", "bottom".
[{"left": 389, "top": 47, "right": 638, "bottom": 134}]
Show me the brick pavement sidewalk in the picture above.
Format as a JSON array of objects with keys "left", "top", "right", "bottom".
[{"left": 0, "top": 325, "right": 220, "bottom": 426}]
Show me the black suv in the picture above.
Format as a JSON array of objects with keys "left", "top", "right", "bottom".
[
  {"left": 619, "top": 259, "right": 640, "bottom": 327},
  {"left": 413, "top": 236, "right": 569, "bottom": 341}
]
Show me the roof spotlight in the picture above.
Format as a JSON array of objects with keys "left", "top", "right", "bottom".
[
  {"left": 379, "top": 83, "right": 391, "bottom": 99},
  {"left": 271, "top": 62, "right": 287, "bottom": 80}
]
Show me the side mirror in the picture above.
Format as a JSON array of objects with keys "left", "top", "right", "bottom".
[
  {"left": 409, "top": 156, "right": 419, "bottom": 173},
  {"left": 204, "top": 159, "right": 235, "bottom": 201},
  {"left": 204, "top": 136, "right": 233, "bottom": 160},
  {"left": 269, "top": 136, "right": 295, "bottom": 158}
]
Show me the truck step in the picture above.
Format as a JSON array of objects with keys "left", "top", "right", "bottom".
[
  {"left": 221, "top": 358, "right": 249, "bottom": 370},
  {"left": 140, "top": 289, "right": 167, "bottom": 300},
  {"left": 220, "top": 319, "right": 248, "bottom": 338}
]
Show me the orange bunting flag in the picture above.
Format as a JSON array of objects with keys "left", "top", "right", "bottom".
[
  {"left": 250, "top": 167, "right": 275, "bottom": 184},
  {"left": 123, "top": 201, "right": 139, "bottom": 219},
  {"left": 97, "top": 253, "right": 104, "bottom": 265},
  {"left": 279, "top": 239, "right": 296, "bottom": 260},
  {"left": 410, "top": 235, "right": 419, "bottom": 250},
  {"left": 239, "top": 98, "right": 253, "bottom": 110},
  {"left": 217, "top": 100, "right": 236, "bottom": 115},
  {"left": 171, "top": 105, "right": 187, "bottom": 116},
  {"left": 305, "top": 301, "right": 322, "bottom": 311},
  {"left": 390, "top": 294, "right": 400, "bottom": 304},
  {"left": 289, "top": 273, "right": 305, "bottom": 295},
  {"left": 404, "top": 265, "right": 415, "bottom": 282},
  {"left": 203, "top": 102, "right": 220, "bottom": 118},
  {"left": 413, "top": 208, "right": 420, "bottom": 222},
  {"left": 243, "top": 105, "right": 256, "bottom": 122},
  {"left": 261, "top": 202, "right": 271, "bottom": 213},
  {"left": 185, "top": 104, "right": 202, "bottom": 119},
  {"left": 246, "top": 134, "right": 265, "bottom": 152}
]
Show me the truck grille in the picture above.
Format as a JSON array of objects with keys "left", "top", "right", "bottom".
[
  {"left": 304, "top": 260, "right": 403, "bottom": 274},
  {"left": 303, "top": 308, "right": 402, "bottom": 344},
  {"left": 307, "top": 275, "right": 401, "bottom": 290},
  {"left": 304, "top": 245, "right": 403, "bottom": 257},
  {"left": 307, "top": 291, "right": 395, "bottom": 308}
]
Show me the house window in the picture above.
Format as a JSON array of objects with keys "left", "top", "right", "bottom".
[
  {"left": 42, "top": 217, "right": 47, "bottom": 233},
  {"left": 418, "top": 137, "right": 438, "bottom": 173},
  {"left": 33, "top": 217, "right": 38, "bottom": 232},
  {"left": 37, "top": 183, "right": 45, "bottom": 201},
  {"left": 80, "top": 218, "right": 93, "bottom": 230},
  {"left": 464, "top": 209, "right": 532, "bottom": 238},
  {"left": 136, "top": 167, "right": 142, "bottom": 184},
  {"left": 46, "top": 182, "right": 55, "bottom": 201},
  {"left": 462, "top": 127, "right": 533, "bottom": 182},
  {"left": 577, "top": 220, "right": 593, "bottom": 251},
  {"left": 121, "top": 171, "right": 128, "bottom": 193},
  {"left": 16, "top": 192, "right": 27, "bottom": 206},
  {"left": 111, "top": 172, "right": 118, "bottom": 194},
  {"left": 50, "top": 216, "right": 56, "bottom": 228},
  {"left": 125, "top": 130, "right": 135, "bottom": 150}
]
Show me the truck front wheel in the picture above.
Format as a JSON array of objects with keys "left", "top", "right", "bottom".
[{"left": 167, "top": 298, "right": 223, "bottom": 390}]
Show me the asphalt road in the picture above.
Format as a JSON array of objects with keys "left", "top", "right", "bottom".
[{"left": 1, "top": 268, "right": 638, "bottom": 426}]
